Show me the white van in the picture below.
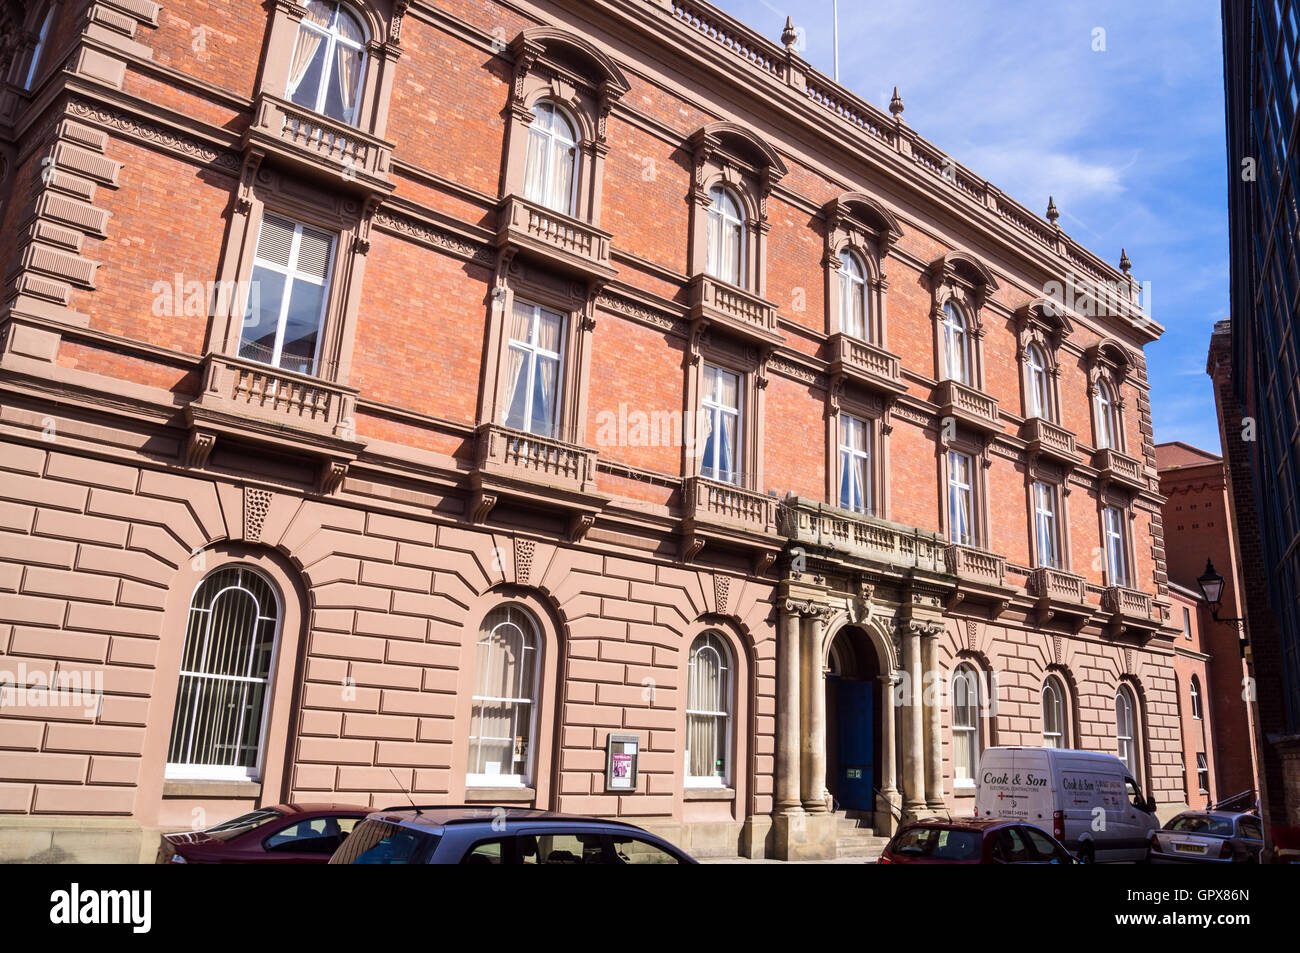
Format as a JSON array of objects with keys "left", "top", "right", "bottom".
[{"left": 974, "top": 747, "right": 1158, "bottom": 863}]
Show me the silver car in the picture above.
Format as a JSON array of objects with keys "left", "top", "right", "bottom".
[{"left": 1148, "top": 811, "right": 1264, "bottom": 864}]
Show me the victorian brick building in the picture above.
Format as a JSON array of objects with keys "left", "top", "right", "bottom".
[{"left": 0, "top": 0, "right": 1183, "bottom": 862}]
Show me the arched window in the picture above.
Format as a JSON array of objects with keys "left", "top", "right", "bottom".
[
  {"left": 167, "top": 566, "right": 282, "bottom": 779},
  {"left": 953, "top": 664, "right": 981, "bottom": 785},
  {"left": 1190, "top": 675, "right": 1203, "bottom": 720},
  {"left": 942, "top": 300, "right": 970, "bottom": 385},
  {"left": 1042, "top": 676, "right": 1066, "bottom": 748},
  {"left": 523, "top": 101, "right": 579, "bottom": 216},
  {"left": 705, "top": 185, "right": 745, "bottom": 288},
  {"left": 686, "top": 632, "right": 732, "bottom": 787},
  {"left": 22, "top": 4, "right": 55, "bottom": 91},
  {"left": 837, "top": 250, "right": 868, "bottom": 339},
  {"left": 468, "top": 605, "right": 541, "bottom": 787},
  {"left": 286, "top": 0, "right": 368, "bottom": 126},
  {"left": 1095, "top": 379, "right": 1119, "bottom": 449},
  {"left": 1025, "top": 342, "right": 1051, "bottom": 420},
  {"left": 1115, "top": 686, "right": 1138, "bottom": 776}
]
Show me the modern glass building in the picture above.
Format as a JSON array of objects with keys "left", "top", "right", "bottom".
[{"left": 1222, "top": 0, "right": 1300, "bottom": 847}]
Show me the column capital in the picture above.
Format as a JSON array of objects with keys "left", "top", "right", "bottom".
[
  {"left": 784, "top": 598, "right": 834, "bottom": 619},
  {"left": 895, "top": 618, "right": 943, "bottom": 639}
]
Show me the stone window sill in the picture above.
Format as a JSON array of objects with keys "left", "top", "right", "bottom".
[
  {"left": 684, "top": 786, "right": 736, "bottom": 801},
  {"left": 163, "top": 779, "right": 262, "bottom": 799},
  {"left": 464, "top": 786, "right": 536, "bottom": 804}
]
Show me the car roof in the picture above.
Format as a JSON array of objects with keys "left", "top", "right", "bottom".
[
  {"left": 899, "top": 817, "right": 1025, "bottom": 832},
  {"left": 267, "top": 802, "right": 372, "bottom": 815},
  {"left": 363, "top": 805, "right": 653, "bottom": 834},
  {"left": 1172, "top": 810, "right": 1253, "bottom": 822}
]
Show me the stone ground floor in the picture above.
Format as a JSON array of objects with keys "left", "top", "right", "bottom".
[{"left": 0, "top": 434, "right": 1192, "bottom": 861}]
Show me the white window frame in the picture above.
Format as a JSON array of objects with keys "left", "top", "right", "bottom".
[
  {"left": 523, "top": 101, "right": 579, "bottom": 216},
  {"left": 285, "top": 0, "right": 369, "bottom": 126},
  {"left": 838, "top": 250, "right": 868, "bottom": 340},
  {"left": 838, "top": 412, "right": 871, "bottom": 514},
  {"left": 1103, "top": 505, "right": 1128, "bottom": 587},
  {"left": 685, "top": 632, "right": 732, "bottom": 788},
  {"left": 1183, "top": 606, "right": 1192, "bottom": 640},
  {"left": 23, "top": 5, "right": 54, "bottom": 91},
  {"left": 467, "top": 606, "right": 541, "bottom": 789},
  {"left": 1042, "top": 677, "right": 1065, "bottom": 748},
  {"left": 503, "top": 300, "right": 566, "bottom": 438},
  {"left": 947, "top": 450, "right": 974, "bottom": 546},
  {"left": 1115, "top": 687, "right": 1137, "bottom": 777},
  {"left": 1095, "top": 379, "right": 1118, "bottom": 449},
  {"left": 1026, "top": 342, "right": 1051, "bottom": 420},
  {"left": 1034, "top": 480, "right": 1060, "bottom": 569},
  {"left": 1190, "top": 676, "right": 1202, "bottom": 720},
  {"left": 953, "top": 664, "right": 980, "bottom": 788},
  {"left": 165, "top": 566, "right": 283, "bottom": 782},
  {"left": 942, "top": 301, "right": 970, "bottom": 385},
  {"left": 700, "top": 362, "right": 743, "bottom": 485},
  {"left": 705, "top": 185, "right": 746, "bottom": 288},
  {"left": 1196, "top": 752, "right": 1209, "bottom": 794},
  {"left": 242, "top": 213, "right": 336, "bottom": 376}
]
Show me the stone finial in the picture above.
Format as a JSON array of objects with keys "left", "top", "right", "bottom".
[
  {"left": 1046, "top": 195, "right": 1059, "bottom": 225},
  {"left": 1119, "top": 247, "right": 1132, "bottom": 275},
  {"left": 781, "top": 16, "right": 798, "bottom": 50},
  {"left": 889, "top": 86, "right": 905, "bottom": 119}
]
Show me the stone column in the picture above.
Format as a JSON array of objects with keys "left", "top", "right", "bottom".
[
  {"left": 922, "top": 627, "right": 946, "bottom": 809},
  {"left": 776, "top": 601, "right": 803, "bottom": 815},
  {"left": 877, "top": 672, "right": 899, "bottom": 800},
  {"left": 801, "top": 608, "right": 830, "bottom": 812},
  {"left": 900, "top": 622, "right": 927, "bottom": 816}
]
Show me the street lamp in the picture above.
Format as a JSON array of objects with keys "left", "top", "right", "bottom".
[{"left": 1195, "top": 558, "right": 1248, "bottom": 656}]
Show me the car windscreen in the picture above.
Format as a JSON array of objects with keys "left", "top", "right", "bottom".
[
  {"left": 328, "top": 819, "right": 441, "bottom": 864},
  {"left": 889, "top": 827, "right": 982, "bottom": 860},
  {"left": 1167, "top": 815, "right": 1234, "bottom": 837},
  {"left": 202, "top": 808, "right": 287, "bottom": 842}
]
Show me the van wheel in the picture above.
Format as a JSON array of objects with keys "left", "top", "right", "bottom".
[{"left": 1078, "top": 844, "right": 1095, "bottom": 865}]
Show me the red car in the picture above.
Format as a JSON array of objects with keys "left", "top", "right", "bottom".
[
  {"left": 879, "top": 817, "right": 1078, "bottom": 865},
  {"left": 156, "top": 803, "right": 371, "bottom": 864}
]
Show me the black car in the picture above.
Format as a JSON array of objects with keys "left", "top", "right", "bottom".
[{"left": 328, "top": 806, "right": 698, "bottom": 864}]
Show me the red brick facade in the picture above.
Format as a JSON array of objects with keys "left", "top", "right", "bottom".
[{"left": 0, "top": 0, "right": 1192, "bottom": 860}]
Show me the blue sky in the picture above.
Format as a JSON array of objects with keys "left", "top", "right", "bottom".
[{"left": 711, "top": 0, "right": 1229, "bottom": 453}]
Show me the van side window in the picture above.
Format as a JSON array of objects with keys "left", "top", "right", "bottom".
[{"left": 1124, "top": 777, "right": 1143, "bottom": 809}]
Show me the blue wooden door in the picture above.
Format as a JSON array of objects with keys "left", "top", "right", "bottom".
[{"left": 836, "top": 680, "right": 875, "bottom": 811}]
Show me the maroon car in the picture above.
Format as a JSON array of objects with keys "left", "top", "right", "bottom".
[
  {"left": 156, "top": 803, "right": 370, "bottom": 864},
  {"left": 878, "top": 817, "right": 1078, "bottom": 865}
]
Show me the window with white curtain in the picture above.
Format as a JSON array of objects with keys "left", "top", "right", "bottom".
[
  {"left": 686, "top": 632, "right": 731, "bottom": 787},
  {"left": 838, "top": 413, "right": 871, "bottom": 514},
  {"left": 523, "top": 101, "right": 578, "bottom": 216},
  {"left": 838, "top": 250, "right": 868, "bottom": 339},
  {"left": 240, "top": 213, "right": 335, "bottom": 376},
  {"left": 502, "top": 300, "right": 565, "bottom": 438},
  {"left": 1183, "top": 605, "right": 1192, "bottom": 640},
  {"left": 167, "top": 566, "right": 281, "bottom": 780},
  {"left": 22, "top": 5, "right": 54, "bottom": 91},
  {"left": 1115, "top": 687, "right": 1137, "bottom": 776},
  {"left": 1042, "top": 677, "right": 1065, "bottom": 748},
  {"left": 285, "top": 0, "right": 368, "bottom": 126},
  {"left": 1103, "top": 505, "right": 1128, "bottom": 586},
  {"left": 705, "top": 185, "right": 745, "bottom": 287},
  {"left": 468, "top": 605, "right": 540, "bottom": 787},
  {"left": 1034, "top": 480, "right": 1060, "bottom": 568},
  {"left": 953, "top": 664, "right": 980, "bottom": 785},
  {"left": 947, "top": 450, "right": 974, "bottom": 546},
  {"left": 942, "top": 301, "right": 971, "bottom": 385},
  {"left": 1190, "top": 675, "right": 1203, "bottom": 720},
  {"left": 700, "top": 363, "right": 741, "bottom": 485},
  {"left": 1025, "top": 342, "right": 1051, "bottom": 420},
  {"left": 1095, "top": 379, "right": 1119, "bottom": 449}
]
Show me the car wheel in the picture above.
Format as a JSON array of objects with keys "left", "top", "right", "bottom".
[{"left": 1078, "top": 844, "right": 1095, "bottom": 865}]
